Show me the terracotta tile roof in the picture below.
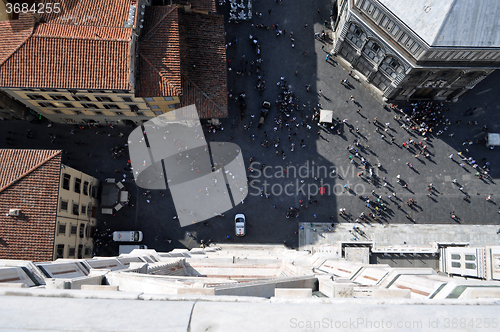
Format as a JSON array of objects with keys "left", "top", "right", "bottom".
[
  {"left": 178, "top": 11, "right": 227, "bottom": 118},
  {"left": 0, "top": 14, "right": 35, "bottom": 66},
  {"left": 172, "top": 0, "right": 217, "bottom": 13},
  {"left": 0, "top": 0, "right": 136, "bottom": 90},
  {"left": 38, "top": 0, "right": 135, "bottom": 27},
  {"left": 137, "top": 6, "right": 227, "bottom": 118},
  {"left": 136, "top": 6, "right": 181, "bottom": 97},
  {"left": 0, "top": 149, "right": 62, "bottom": 262}
]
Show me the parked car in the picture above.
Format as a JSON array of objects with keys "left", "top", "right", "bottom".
[
  {"left": 235, "top": 214, "right": 246, "bottom": 236},
  {"left": 112, "top": 231, "right": 143, "bottom": 242}
]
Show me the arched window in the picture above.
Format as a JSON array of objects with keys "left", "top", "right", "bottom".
[
  {"left": 379, "top": 56, "right": 404, "bottom": 78},
  {"left": 362, "top": 40, "right": 385, "bottom": 63},
  {"left": 346, "top": 23, "right": 367, "bottom": 48}
]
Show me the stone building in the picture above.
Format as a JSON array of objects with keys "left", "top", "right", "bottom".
[
  {"left": 0, "top": 149, "right": 100, "bottom": 261},
  {"left": 0, "top": 0, "right": 227, "bottom": 124},
  {"left": 331, "top": 0, "right": 500, "bottom": 101},
  {"left": 1, "top": 244, "right": 500, "bottom": 330}
]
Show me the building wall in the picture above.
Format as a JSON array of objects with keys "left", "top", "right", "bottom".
[
  {"left": 54, "top": 166, "right": 100, "bottom": 260},
  {"left": 1, "top": 88, "right": 179, "bottom": 125},
  {"left": 331, "top": 0, "right": 500, "bottom": 101}
]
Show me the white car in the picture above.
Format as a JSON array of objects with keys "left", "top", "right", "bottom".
[
  {"left": 235, "top": 214, "right": 246, "bottom": 236},
  {"left": 112, "top": 231, "right": 143, "bottom": 242}
]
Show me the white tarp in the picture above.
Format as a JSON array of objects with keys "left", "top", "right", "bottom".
[
  {"left": 487, "top": 133, "right": 500, "bottom": 147},
  {"left": 320, "top": 110, "right": 333, "bottom": 123}
]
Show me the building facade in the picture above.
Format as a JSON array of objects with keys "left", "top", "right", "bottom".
[
  {"left": 331, "top": 0, "right": 500, "bottom": 101},
  {"left": 0, "top": 149, "right": 100, "bottom": 261},
  {"left": 0, "top": 0, "right": 227, "bottom": 124},
  {"left": 55, "top": 166, "right": 100, "bottom": 260}
]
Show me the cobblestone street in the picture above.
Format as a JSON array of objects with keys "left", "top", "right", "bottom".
[{"left": 1, "top": 0, "right": 499, "bottom": 255}]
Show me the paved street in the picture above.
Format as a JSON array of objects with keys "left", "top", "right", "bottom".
[{"left": 1, "top": 0, "right": 499, "bottom": 255}]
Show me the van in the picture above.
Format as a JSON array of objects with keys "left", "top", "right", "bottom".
[
  {"left": 112, "top": 231, "right": 143, "bottom": 242},
  {"left": 119, "top": 245, "right": 148, "bottom": 255}
]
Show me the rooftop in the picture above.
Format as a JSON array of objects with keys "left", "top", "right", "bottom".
[
  {"left": 0, "top": 149, "right": 62, "bottom": 262},
  {"left": 0, "top": 0, "right": 135, "bottom": 90},
  {"left": 378, "top": 0, "right": 500, "bottom": 47},
  {"left": 137, "top": 5, "right": 227, "bottom": 118}
]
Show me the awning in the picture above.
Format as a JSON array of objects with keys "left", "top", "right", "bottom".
[
  {"left": 320, "top": 110, "right": 333, "bottom": 123},
  {"left": 487, "top": 133, "right": 500, "bottom": 146}
]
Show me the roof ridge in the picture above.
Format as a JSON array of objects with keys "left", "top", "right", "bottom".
[
  {"left": 0, "top": 150, "right": 62, "bottom": 194},
  {"left": 141, "top": 5, "right": 177, "bottom": 42},
  {"left": 140, "top": 52, "right": 181, "bottom": 95},
  {"left": 0, "top": 15, "right": 36, "bottom": 67},
  {"left": 181, "top": 73, "right": 223, "bottom": 113}
]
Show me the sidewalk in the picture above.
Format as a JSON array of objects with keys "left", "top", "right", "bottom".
[{"left": 299, "top": 222, "right": 500, "bottom": 250}]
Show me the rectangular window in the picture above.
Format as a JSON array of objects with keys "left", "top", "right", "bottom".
[
  {"left": 74, "top": 178, "right": 81, "bottom": 193},
  {"left": 56, "top": 244, "right": 65, "bottom": 258},
  {"left": 103, "top": 104, "right": 120, "bottom": 109},
  {"left": 465, "top": 263, "right": 476, "bottom": 269},
  {"left": 94, "top": 111, "right": 103, "bottom": 115},
  {"left": 362, "top": 0, "right": 371, "bottom": 11},
  {"left": 39, "top": 102, "right": 55, "bottom": 107},
  {"left": 91, "top": 186, "right": 98, "bottom": 198},
  {"left": 83, "top": 181, "right": 89, "bottom": 196},
  {"left": 78, "top": 244, "right": 83, "bottom": 259},
  {"left": 84, "top": 247, "right": 91, "bottom": 256},
  {"left": 71, "top": 225, "right": 78, "bottom": 235},
  {"left": 168, "top": 104, "right": 176, "bottom": 109},
  {"left": 399, "top": 33, "right": 409, "bottom": 44},
  {"left": 74, "top": 111, "right": 83, "bottom": 115},
  {"left": 164, "top": 96, "right": 174, "bottom": 101},
  {"left": 68, "top": 247, "right": 76, "bottom": 257},
  {"left": 96, "top": 96, "right": 113, "bottom": 102},
  {"left": 122, "top": 97, "right": 133, "bottom": 102},
  {"left": 81, "top": 205, "right": 86, "bottom": 214},
  {"left": 79, "top": 224, "right": 85, "bottom": 239},
  {"left": 116, "top": 112, "right": 124, "bottom": 116},
  {"left": 150, "top": 105, "right": 159, "bottom": 109},
  {"left": 410, "top": 43, "right": 420, "bottom": 54},
  {"left": 465, "top": 255, "right": 476, "bottom": 261},
  {"left": 81, "top": 103, "right": 98, "bottom": 109},
  {"left": 381, "top": 16, "right": 389, "bottom": 27},
  {"left": 154, "top": 111, "right": 162, "bottom": 115},
  {"left": 53, "top": 110, "right": 62, "bottom": 114},
  {"left": 144, "top": 97, "right": 154, "bottom": 102},
  {"left": 63, "top": 103, "right": 75, "bottom": 108},
  {"left": 136, "top": 112, "right": 144, "bottom": 116},
  {"left": 51, "top": 95, "right": 68, "bottom": 101},
  {"left": 60, "top": 200, "right": 68, "bottom": 211},
  {"left": 129, "top": 105, "right": 139, "bottom": 112},
  {"left": 40, "top": 89, "right": 58, "bottom": 92},
  {"left": 27, "top": 94, "right": 46, "bottom": 100},
  {"left": 72, "top": 203, "right": 79, "bottom": 215},
  {"left": 73, "top": 96, "right": 91, "bottom": 101},
  {"left": 62, "top": 173, "right": 71, "bottom": 190},
  {"left": 391, "top": 25, "right": 400, "bottom": 36},
  {"left": 58, "top": 223, "right": 66, "bottom": 235},
  {"left": 68, "top": 89, "right": 78, "bottom": 94}
]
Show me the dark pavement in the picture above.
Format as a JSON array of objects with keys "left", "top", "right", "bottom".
[{"left": 1, "top": 0, "right": 499, "bottom": 255}]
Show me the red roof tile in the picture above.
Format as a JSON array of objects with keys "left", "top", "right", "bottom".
[
  {"left": 0, "top": 13, "right": 35, "bottom": 66},
  {"left": 178, "top": 11, "right": 227, "bottom": 118},
  {"left": 0, "top": 0, "right": 136, "bottom": 90},
  {"left": 0, "top": 149, "right": 62, "bottom": 262},
  {"left": 172, "top": 0, "right": 217, "bottom": 13},
  {"left": 137, "top": 6, "right": 227, "bottom": 118},
  {"left": 136, "top": 6, "right": 182, "bottom": 97},
  {"left": 38, "top": 0, "right": 135, "bottom": 27}
]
